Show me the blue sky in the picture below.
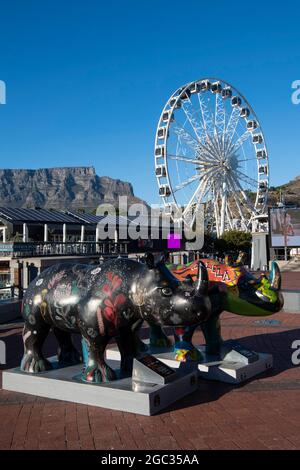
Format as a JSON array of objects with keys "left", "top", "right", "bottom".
[{"left": 0, "top": 0, "right": 299, "bottom": 204}]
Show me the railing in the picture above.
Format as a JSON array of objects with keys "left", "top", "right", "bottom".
[
  {"left": 270, "top": 254, "right": 291, "bottom": 261},
  {"left": 0, "top": 241, "right": 130, "bottom": 258},
  {"left": 270, "top": 249, "right": 292, "bottom": 261},
  {"left": 0, "top": 285, "right": 22, "bottom": 301}
]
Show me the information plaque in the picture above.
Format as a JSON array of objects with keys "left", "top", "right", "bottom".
[
  {"left": 221, "top": 340, "right": 259, "bottom": 364},
  {"left": 132, "top": 354, "right": 178, "bottom": 385}
]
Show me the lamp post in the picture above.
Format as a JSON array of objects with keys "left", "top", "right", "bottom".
[{"left": 283, "top": 211, "right": 288, "bottom": 262}]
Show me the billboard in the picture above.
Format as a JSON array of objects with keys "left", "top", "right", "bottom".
[{"left": 269, "top": 207, "right": 300, "bottom": 247}]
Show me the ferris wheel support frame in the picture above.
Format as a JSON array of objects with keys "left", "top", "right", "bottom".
[{"left": 154, "top": 78, "right": 270, "bottom": 237}]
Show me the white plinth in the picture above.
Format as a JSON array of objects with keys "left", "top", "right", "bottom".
[
  {"left": 106, "top": 344, "right": 273, "bottom": 385},
  {"left": 2, "top": 357, "right": 198, "bottom": 416}
]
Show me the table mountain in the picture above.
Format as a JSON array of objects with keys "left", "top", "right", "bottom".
[{"left": 0, "top": 166, "right": 144, "bottom": 210}]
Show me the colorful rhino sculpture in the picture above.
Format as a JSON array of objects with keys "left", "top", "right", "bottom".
[
  {"left": 161, "top": 254, "right": 284, "bottom": 361},
  {"left": 20, "top": 255, "right": 211, "bottom": 383}
]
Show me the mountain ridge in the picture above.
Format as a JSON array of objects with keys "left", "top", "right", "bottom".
[
  {"left": 0, "top": 166, "right": 144, "bottom": 211},
  {"left": 268, "top": 175, "right": 300, "bottom": 207},
  {"left": 0, "top": 166, "right": 299, "bottom": 211}
]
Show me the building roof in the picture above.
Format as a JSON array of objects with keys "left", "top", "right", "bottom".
[
  {"left": 67, "top": 211, "right": 138, "bottom": 226},
  {"left": 0, "top": 207, "right": 170, "bottom": 229},
  {"left": 0, "top": 207, "right": 86, "bottom": 225},
  {"left": 66, "top": 211, "right": 103, "bottom": 224}
]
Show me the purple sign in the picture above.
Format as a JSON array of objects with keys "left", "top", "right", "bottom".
[{"left": 167, "top": 233, "right": 181, "bottom": 249}]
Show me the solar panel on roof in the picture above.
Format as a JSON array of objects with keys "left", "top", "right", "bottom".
[
  {"left": 67, "top": 211, "right": 129, "bottom": 225},
  {"left": 81, "top": 213, "right": 103, "bottom": 223},
  {"left": 0, "top": 207, "right": 84, "bottom": 224},
  {"left": 66, "top": 211, "right": 101, "bottom": 224},
  {"left": 67, "top": 211, "right": 129, "bottom": 226},
  {"left": 66, "top": 211, "right": 154, "bottom": 227},
  {"left": 0, "top": 209, "right": 13, "bottom": 221}
]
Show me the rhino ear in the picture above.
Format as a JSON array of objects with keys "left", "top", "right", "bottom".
[
  {"left": 195, "top": 261, "right": 209, "bottom": 296},
  {"left": 224, "top": 254, "right": 233, "bottom": 266},
  {"left": 269, "top": 261, "right": 281, "bottom": 291},
  {"left": 156, "top": 252, "right": 166, "bottom": 266},
  {"left": 144, "top": 252, "right": 155, "bottom": 269},
  {"left": 145, "top": 252, "right": 167, "bottom": 269}
]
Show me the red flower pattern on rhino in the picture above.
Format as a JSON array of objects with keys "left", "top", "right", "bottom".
[
  {"left": 102, "top": 273, "right": 122, "bottom": 298},
  {"left": 97, "top": 272, "right": 126, "bottom": 334},
  {"left": 103, "top": 294, "right": 126, "bottom": 327}
]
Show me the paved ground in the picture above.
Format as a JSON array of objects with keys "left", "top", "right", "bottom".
[
  {"left": 282, "top": 271, "right": 300, "bottom": 290},
  {"left": 0, "top": 307, "right": 300, "bottom": 450}
]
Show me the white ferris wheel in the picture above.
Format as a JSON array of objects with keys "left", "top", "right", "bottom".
[{"left": 154, "top": 78, "right": 269, "bottom": 237}]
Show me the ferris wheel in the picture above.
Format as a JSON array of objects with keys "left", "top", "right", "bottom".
[{"left": 154, "top": 78, "right": 269, "bottom": 237}]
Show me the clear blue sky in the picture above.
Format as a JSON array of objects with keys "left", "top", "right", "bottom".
[{"left": 0, "top": 0, "right": 299, "bottom": 204}]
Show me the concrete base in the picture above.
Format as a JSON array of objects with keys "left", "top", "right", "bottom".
[
  {"left": 106, "top": 344, "right": 273, "bottom": 385},
  {"left": 282, "top": 289, "right": 300, "bottom": 313},
  {"left": 2, "top": 357, "right": 198, "bottom": 416}
]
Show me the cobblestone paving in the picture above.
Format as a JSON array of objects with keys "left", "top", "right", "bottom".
[{"left": 0, "top": 306, "right": 300, "bottom": 450}]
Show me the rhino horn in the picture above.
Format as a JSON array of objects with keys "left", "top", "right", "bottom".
[
  {"left": 195, "top": 261, "right": 209, "bottom": 296},
  {"left": 269, "top": 261, "right": 281, "bottom": 291}
]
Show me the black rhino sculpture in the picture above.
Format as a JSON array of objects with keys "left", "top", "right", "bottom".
[{"left": 21, "top": 255, "right": 210, "bottom": 383}]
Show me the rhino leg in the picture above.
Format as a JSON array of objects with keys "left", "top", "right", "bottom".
[
  {"left": 21, "top": 308, "right": 53, "bottom": 373},
  {"left": 116, "top": 325, "right": 138, "bottom": 374},
  {"left": 130, "top": 319, "right": 148, "bottom": 353},
  {"left": 53, "top": 327, "right": 82, "bottom": 366},
  {"left": 174, "top": 325, "right": 203, "bottom": 362},
  {"left": 201, "top": 315, "right": 223, "bottom": 355},
  {"left": 149, "top": 324, "right": 172, "bottom": 349},
  {"left": 81, "top": 335, "right": 116, "bottom": 383}
]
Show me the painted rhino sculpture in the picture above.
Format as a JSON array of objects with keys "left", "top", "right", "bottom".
[
  {"left": 161, "top": 255, "right": 284, "bottom": 361},
  {"left": 20, "top": 255, "right": 211, "bottom": 383}
]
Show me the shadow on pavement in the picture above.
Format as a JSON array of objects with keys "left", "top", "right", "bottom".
[{"left": 0, "top": 326, "right": 299, "bottom": 414}]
